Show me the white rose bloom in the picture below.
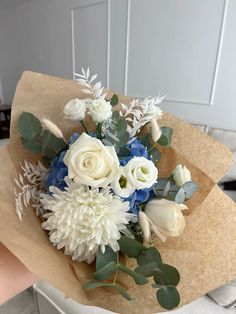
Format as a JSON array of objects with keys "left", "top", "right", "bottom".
[
  {"left": 41, "top": 179, "right": 135, "bottom": 263},
  {"left": 145, "top": 199, "right": 187, "bottom": 241},
  {"left": 172, "top": 164, "right": 191, "bottom": 187},
  {"left": 89, "top": 99, "right": 112, "bottom": 123},
  {"left": 64, "top": 98, "right": 87, "bottom": 121},
  {"left": 124, "top": 157, "right": 157, "bottom": 190},
  {"left": 64, "top": 133, "right": 119, "bottom": 188},
  {"left": 111, "top": 167, "right": 135, "bottom": 198}
]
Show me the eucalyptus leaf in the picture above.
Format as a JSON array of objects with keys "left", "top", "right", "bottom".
[
  {"left": 153, "top": 264, "right": 180, "bottom": 286},
  {"left": 93, "top": 261, "right": 117, "bottom": 281},
  {"left": 156, "top": 286, "right": 180, "bottom": 310},
  {"left": 19, "top": 112, "right": 42, "bottom": 141},
  {"left": 182, "top": 181, "right": 198, "bottom": 199},
  {"left": 114, "top": 283, "right": 132, "bottom": 301},
  {"left": 174, "top": 188, "right": 185, "bottom": 204},
  {"left": 149, "top": 147, "right": 161, "bottom": 164},
  {"left": 84, "top": 281, "right": 113, "bottom": 290},
  {"left": 135, "top": 262, "right": 159, "bottom": 277},
  {"left": 137, "top": 247, "right": 162, "bottom": 266},
  {"left": 118, "top": 263, "right": 148, "bottom": 285},
  {"left": 96, "top": 246, "right": 117, "bottom": 271},
  {"left": 109, "top": 94, "right": 119, "bottom": 106},
  {"left": 118, "top": 235, "right": 146, "bottom": 258},
  {"left": 139, "top": 133, "right": 152, "bottom": 150},
  {"left": 157, "top": 127, "right": 173, "bottom": 147}
]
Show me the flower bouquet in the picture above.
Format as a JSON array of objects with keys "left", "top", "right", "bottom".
[{"left": 0, "top": 70, "right": 236, "bottom": 314}]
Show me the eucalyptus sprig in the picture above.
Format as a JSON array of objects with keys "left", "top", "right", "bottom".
[{"left": 84, "top": 236, "right": 180, "bottom": 310}]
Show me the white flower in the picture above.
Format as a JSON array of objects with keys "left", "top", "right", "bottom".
[
  {"left": 41, "top": 179, "right": 135, "bottom": 263},
  {"left": 64, "top": 98, "right": 87, "bottom": 121},
  {"left": 172, "top": 164, "right": 191, "bottom": 187},
  {"left": 124, "top": 157, "right": 157, "bottom": 190},
  {"left": 145, "top": 199, "right": 187, "bottom": 241},
  {"left": 89, "top": 99, "right": 112, "bottom": 123},
  {"left": 64, "top": 133, "right": 119, "bottom": 188},
  {"left": 151, "top": 118, "right": 162, "bottom": 142},
  {"left": 111, "top": 167, "right": 135, "bottom": 198}
]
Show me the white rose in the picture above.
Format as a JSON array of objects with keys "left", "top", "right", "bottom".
[
  {"left": 64, "top": 98, "right": 87, "bottom": 121},
  {"left": 124, "top": 157, "right": 158, "bottom": 190},
  {"left": 111, "top": 167, "right": 135, "bottom": 198},
  {"left": 64, "top": 133, "right": 119, "bottom": 187},
  {"left": 172, "top": 164, "right": 191, "bottom": 187},
  {"left": 145, "top": 199, "right": 187, "bottom": 241},
  {"left": 89, "top": 99, "right": 112, "bottom": 123},
  {"left": 151, "top": 118, "right": 162, "bottom": 142}
]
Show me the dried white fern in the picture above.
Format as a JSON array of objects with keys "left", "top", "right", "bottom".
[
  {"left": 14, "top": 161, "right": 48, "bottom": 220},
  {"left": 120, "top": 96, "right": 165, "bottom": 137},
  {"left": 74, "top": 67, "right": 106, "bottom": 100}
]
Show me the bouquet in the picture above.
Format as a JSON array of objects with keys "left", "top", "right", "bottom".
[
  {"left": 1, "top": 70, "right": 235, "bottom": 314},
  {"left": 14, "top": 68, "right": 198, "bottom": 310}
]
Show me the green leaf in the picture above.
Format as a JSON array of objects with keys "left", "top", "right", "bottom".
[
  {"left": 19, "top": 112, "right": 42, "bottom": 141},
  {"left": 84, "top": 281, "right": 132, "bottom": 301},
  {"left": 119, "top": 263, "right": 148, "bottom": 285},
  {"left": 114, "top": 283, "right": 132, "bottom": 301},
  {"left": 182, "top": 181, "right": 198, "bottom": 199},
  {"left": 174, "top": 188, "right": 185, "bottom": 204},
  {"left": 118, "top": 235, "right": 146, "bottom": 258},
  {"left": 109, "top": 94, "right": 119, "bottom": 106},
  {"left": 137, "top": 247, "right": 162, "bottom": 267},
  {"left": 157, "top": 127, "right": 173, "bottom": 147},
  {"left": 135, "top": 262, "right": 159, "bottom": 277},
  {"left": 139, "top": 133, "right": 152, "bottom": 150},
  {"left": 153, "top": 264, "right": 180, "bottom": 286},
  {"left": 96, "top": 246, "right": 117, "bottom": 271},
  {"left": 153, "top": 179, "right": 171, "bottom": 198},
  {"left": 84, "top": 281, "right": 112, "bottom": 290},
  {"left": 118, "top": 147, "right": 130, "bottom": 158},
  {"left": 149, "top": 147, "right": 161, "bottom": 164},
  {"left": 41, "top": 130, "right": 67, "bottom": 159},
  {"left": 93, "top": 261, "right": 117, "bottom": 281},
  {"left": 156, "top": 286, "right": 180, "bottom": 310}
]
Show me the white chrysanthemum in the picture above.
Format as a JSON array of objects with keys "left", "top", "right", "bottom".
[{"left": 40, "top": 178, "right": 135, "bottom": 263}]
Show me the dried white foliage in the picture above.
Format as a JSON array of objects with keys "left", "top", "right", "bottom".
[
  {"left": 120, "top": 96, "right": 165, "bottom": 137},
  {"left": 74, "top": 67, "right": 106, "bottom": 100},
  {"left": 41, "top": 118, "right": 64, "bottom": 139},
  {"left": 14, "top": 161, "right": 48, "bottom": 220}
]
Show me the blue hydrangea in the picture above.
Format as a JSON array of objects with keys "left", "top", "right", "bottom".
[
  {"left": 44, "top": 150, "right": 68, "bottom": 191},
  {"left": 125, "top": 188, "right": 155, "bottom": 215},
  {"left": 119, "top": 139, "right": 149, "bottom": 166}
]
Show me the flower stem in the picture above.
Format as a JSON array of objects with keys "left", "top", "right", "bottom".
[
  {"left": 112, "top": 252, "right": 119, "bottom": 285},
  {"left": 80, "top": 120, "right": 89, "bottom": 134},
  {"left": 147, "top": 143, "right": 156, "bottom": 153}
]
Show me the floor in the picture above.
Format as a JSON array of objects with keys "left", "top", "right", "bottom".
[{"left": 0, "top": 288, "right": 36, "bottom": 314}]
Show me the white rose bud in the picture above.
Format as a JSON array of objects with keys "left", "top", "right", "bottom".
[
  {"left": 64, "top": 133, "right": 119, "bottom": 187},
  {"left": 172, "top": 164, "right": 191, "bottom": 187},
  {"left": 111, "top": 167, "right": 135, "bottom": 198},
  {"left": 89, "top": 99, "right": 112, "bottom": 123},
  {"left": 124, "top": 157, "right": 158, "bottom": 190},
  {"left": 151, "top": 118, "right": 162, "bottom": 142},
  {"left": 64, "top": 98, "right": 87, "bottom": 121},
  {"left": 145, "top": 199, "right": 187, "bottom": 240}
]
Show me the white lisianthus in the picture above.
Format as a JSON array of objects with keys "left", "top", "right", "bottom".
[
  {"left": 124, "top": 157, "right": 157, "bottom": 190},
  {"left": 172, "top": 164, "right": 191, "bottom": 187},
  {"left": 64, "top": 133, "right": 119, "bottom": 188},
  {"left": 64, "top": 98, "right": 87, "bottom": 121},
  {"left": 151, "top": 118, "right": 162, "bottom": 142},
  {"left": 41, "top": 178, "right": 135, "bottom": 263},
  {"left": 145, "top": 199, "right": 187, "bottom": 241},
  {"left": 89, "top": 99, "right": 112, "bottom": 123},
  {"left": 111, "top": 167, "right": 135, "bottom": 198}
]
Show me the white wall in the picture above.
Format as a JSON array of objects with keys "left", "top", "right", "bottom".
[{"left": 0, "top": 0, "right": 235, "bottom": 131}]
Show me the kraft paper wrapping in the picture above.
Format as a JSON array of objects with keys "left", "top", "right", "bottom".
[{"left": 0, "top": 71, "right": 236, "bottom": 313}]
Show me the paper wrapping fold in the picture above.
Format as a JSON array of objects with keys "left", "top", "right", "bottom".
[{"left": 0, "top": 71, "right": 236, "bottom": 313}]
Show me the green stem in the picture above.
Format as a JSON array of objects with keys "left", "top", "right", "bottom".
[
  {"left": 112, "top": 253, "right": 119, "bottom": 285},
  {"left": 147, "top": 143, "right": 156, "bottom": 153},
  {"left": 80, "top": 120, "right": 89, "bottom": 134}
]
